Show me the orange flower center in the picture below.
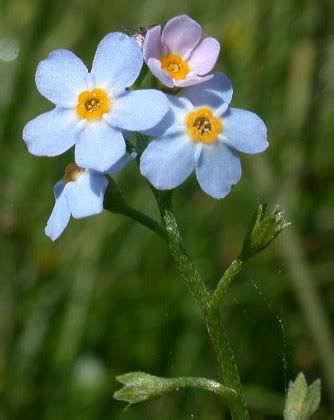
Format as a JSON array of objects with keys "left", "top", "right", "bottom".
[
  {"left": 186, "top": 107, "right": 222, "bottom": 144},
  {"left": 76, "top": 88, "right": 110, "bottom": 120},
  {"left": 160, "top": 54, "right": 189, "bottom": 80},
  {"left": 63, "top": 163, "right": 86, "bottom": 183}
]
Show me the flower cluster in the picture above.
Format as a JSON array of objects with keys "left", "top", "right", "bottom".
[{"left": 23, "top": 14, "right": 268, "bottom": 240}]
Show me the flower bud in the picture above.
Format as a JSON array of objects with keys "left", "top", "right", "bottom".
[
  {"left": 241, "top": 204, "right": 290, "bottom": 261},
  {"left": 283, "top": 372, "right": 321, "bottom": 420}
]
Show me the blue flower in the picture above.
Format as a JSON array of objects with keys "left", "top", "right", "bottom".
[
  {"left": 23, "top": 33, "right": 169, "bottom": 172},
  {"left": 45, "top": 153, "right": 135, "bottom": 241},
  {"left": 140, "top": 73, "right": 268, "bottom": 199}
]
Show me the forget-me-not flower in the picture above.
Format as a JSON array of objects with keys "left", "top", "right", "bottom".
[
  {"left": 140, "top": 72, "right": 268, "bottom": 199},
  {"left": 23, "top": 33, "right": 169, "bottom": 172},
  {"left": 45, "top": 153, "right": 135, "bottom": 241},
  {"left": 143, "top": 14, "right": 220, "bottom": 88}
]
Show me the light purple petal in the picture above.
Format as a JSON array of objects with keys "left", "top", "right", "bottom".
[
  {"left": 23, "top": 108, "right": 80, "bottom": 157},
  {"left": 143, "top": 25, "right": 164, "bottom": 61},
  {"left": 182, "top": 72, "right": 233, "bottom": 113},
  {"left": 36, "top": 49, "right": 89, "bottom": 106},
  {"left": 187, "top": 37, "right": 220, "bottom": 75},
  {"left": 91, "top": 32, "right": 143, "bottom": 91},
  {"left": 106, "top": 151, "right": 137, "bottom": 175},
  {"left": 140, "top": 134, "right": 197, "bottom": 190},
  {"left": 75, "top": 121, "right": 125, "bottom": 172},
  {"left": 64, "top": 170, "right": 108, "bottom": 219},
  {"left": 45, "top": 183, "right": 71, "bottom": 241},
  {"left": 222, "top": 108, "right": 268, "bottom": 154},
  {"left": 196, "top": 142, "right": 241, "bottom": 199},
  {"left": 106, "top": 89, "right": 169, "bottom": 131},
  {"left": 161, "top": 15, "right": 202, "bottom": 59},
  {"left": 147, "top": 58, "right": 174, "bottom": 87},
  {"left": 174, "top": 74, "right": 213, "bottom": 87}
]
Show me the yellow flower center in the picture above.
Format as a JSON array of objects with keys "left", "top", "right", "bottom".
[
  {"left": 160, "top": 54, "right": 189, "bottom": 80},
  {"left": 186, "top": 107, "right": 223, "bottom": 144},
  {"left": 76, "top": 88, "right": 110, "bottom": 120},
  {"left": 63, "top": 163, "right": 86, "bottom": 183}
]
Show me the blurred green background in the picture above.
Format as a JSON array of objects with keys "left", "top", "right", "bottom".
[{"left": 0, "top": 0, "right": 333, "bottom": 418}]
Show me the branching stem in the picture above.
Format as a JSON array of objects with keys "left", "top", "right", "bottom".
[{"left": 153, "top": 190, "right": 250, "bottom": 420}]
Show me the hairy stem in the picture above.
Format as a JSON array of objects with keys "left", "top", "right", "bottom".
[
  {"left": 154, "top": 190, "right": 249, "bottom": 419},
  {"left": 211, "top": 258, "right": 244, "bottom": 313},
  {"left": 163, "top": 376, "right": 237, "bottom": 400}
]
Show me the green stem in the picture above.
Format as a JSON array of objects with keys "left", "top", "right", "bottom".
[
  {"left": 104, "top": 179, "right": 167, "bottom": 240},
  {"left": 164, "top": 376, "right": 237, "bottom": 400},
  {"left": 124, "top": 206, "right": 167, "bottom": 240},
  {"left": 154, "top": 191, "right": 211, "bottom": 309},
  {"left": 154, "top": 190, "right": 249, "bottom": 419},
  {"left": 104, "top": 169, "right": 249, "bottom": 417},
  {"left": 211, "top": 258, "right": 244, "bottom": 313}
]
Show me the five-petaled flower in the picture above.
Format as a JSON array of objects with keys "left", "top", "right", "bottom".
[
  {"left": 23, "top": 32, "right": 169, "bottom": 172},
  {"left": 45, "top": 153, "right": 135, "bottom": 241},
  {"left": 143, "top": 15, "right": 220, "bottom": 88},
  {"left": 140, "top": 73, "right": 268, "bottom": 199},
  {"left": 22, "top": 15, "right": 270, "bottom": 240}
]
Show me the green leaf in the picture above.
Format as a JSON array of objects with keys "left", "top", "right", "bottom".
[
  {"left": 114, "top": 371, "right": 236, "bottom": 405},
  {"left": 241, "top": 204, "right": 290, "bottom": 260},
  {"left": 283, "top": 372, "right": 321, "bottom": 420}
]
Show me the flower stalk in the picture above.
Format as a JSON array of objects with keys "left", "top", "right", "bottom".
[
  {"left": 105, "top": 132, "right": 291, "bottom": 418},
  {"left": 20, "top": 12, "right": 298, "bottom": 418},
  {"left": 153, "top": 189, "right": 250, "bottom": 419},
  {"left": 114, "top": 371, "right": 237, "bottom": 404},
  {"left": 104, "top": 178, "right": 167, "bottom": 240},
  {"left": 211, "top": 257, "right": 244, "bottom": 313}
]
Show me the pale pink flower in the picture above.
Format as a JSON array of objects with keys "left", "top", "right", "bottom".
[{"left": 143, "top": 15, "right": 220, "bottom": 88}]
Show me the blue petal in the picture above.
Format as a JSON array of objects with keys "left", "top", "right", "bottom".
[
  {"left": 106, "top": 89, "right": 169, "bottom": 131},
  {"left": 175, "top": 73, "right": 213, "bottom": 87},
  {"left": 106, "top": 151, "right": 137, "bottom": 175},
  {"left": 140, "top": 134, "right": 197, "bottom": 190},
  {"left": 143, "top": 94, "right": 192, "bottom": 137},
  {"left": 75, "top": 121, "right": 126, "bottom": 172},
  {"left": 182, "top": 72, "right": 233, "bottom": 114},
  {"left": 196, "top": 142, "right": 241, "bottom": 199},
  {"left": 36, "top": 49, "right": 89, "bottom": 106},
  {"left": 91, "top": 32, "right": 143, "bottom": 91},
  {"left": 165, "top": 94, "right": 193, "bottom": 116},
  {"left": 64, "top": 170, "right": 108, "bottom": 219},
  {"left": 222, "top": 108, "right": 269, "bottom": 154},
  {"left": 23, "top": 108, "right": 80, "bottom": 156},
  {"left": 54, "top": 180, "right": 65, "bottom": 199},
  {"left": 45, "top": 182, "right": 71, "bottom": 241}
]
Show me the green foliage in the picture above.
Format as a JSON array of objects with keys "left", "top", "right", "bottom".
[{"left": 284, "top": 373, "right": 321, "bottom": 420}]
